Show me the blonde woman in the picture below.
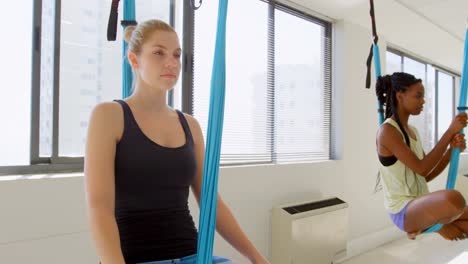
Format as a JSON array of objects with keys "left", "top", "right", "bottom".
[{"left": 84, "top": 19, "right": 269, "bottom": 264}]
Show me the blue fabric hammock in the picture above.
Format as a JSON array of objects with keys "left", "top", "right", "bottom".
[
  {"left": 107, "top": 0, "right": 231, "bottom": 262},
  {"left": 195, "top": 0, "right": 229, "bottom": 263},
  {"left": 106, "top": 0, "right": 135, "bottom": 98},
  {"left": 366, "top": 0, "right": 468, "bottom": 234},
  {"left": 422, "top": 22, "right": 468, "bottom": 234},
  {"left": 121, "top": 0, "right": 136, "bottom": 98}
]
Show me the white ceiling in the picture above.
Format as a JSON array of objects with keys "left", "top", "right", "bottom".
[
  {"left": 396, "top": 0, "right": 467, "bottom": 41},
  {"left": 290, "top": 0, "right": 467, "bottom": 41}
]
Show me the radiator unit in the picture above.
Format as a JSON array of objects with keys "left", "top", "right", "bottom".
[{"left": 271, "top": 197, "right": 348, "bottom": 264}]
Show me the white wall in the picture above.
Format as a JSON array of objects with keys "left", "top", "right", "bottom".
[
  {"left": 0, "top": 176, "right": 96, "bottom": 263},
  {"left": 1, "top": 2, "right": 467, "bottom": 264}
]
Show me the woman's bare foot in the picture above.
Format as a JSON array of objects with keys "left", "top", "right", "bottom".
[
  {"left": 407, "top": 230, "right": 420, "bottom": 240},
  {"left": 451, "top": 220, "right": 468, "bottom": 238},
  {"left": 437, "top": 223, "right": 466, "bottom": 241}
]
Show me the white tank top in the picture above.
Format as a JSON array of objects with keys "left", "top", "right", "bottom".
[{"left": 379, "top": 118, "right": 429, "bottom": 214}]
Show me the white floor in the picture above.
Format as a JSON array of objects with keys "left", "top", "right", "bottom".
[{"left": 341, "top": 234, "right": 468, "bottom": 264}]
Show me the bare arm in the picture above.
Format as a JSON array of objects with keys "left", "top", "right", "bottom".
[
  {"left": 186, "top": 115, "right": 269, "bottom": 264},
  {"left": 84, "top": 102, "right": 125, "bottom": 264},
  {"left": 378, "top": 113, "right": 467, "bottom": 177},
  {"left": 425, "top": 148, "right": 451, "bottom": 182},
  {"left": 426, "top": 134, "right": 466, "bottom": 182}
]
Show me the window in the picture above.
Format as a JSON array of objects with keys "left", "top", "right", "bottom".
[
  {"left": 404, "top": 57, "right": 434, "bottom": 151},
  {"left": 386, "top": 51, "right": 402, "bottom": 75},
  {"left": 274, "top": 7, "right": 331, "bottom": 162},
  {"left": 58, "top": 0, "right": 172, "bottom": 157},
  {"left": 1, "top": 0, "right": 330, "bottom": 174},
  {"left": 436, "top": 70, "right": 455, "bottom": 140},
  {"left": 192, "top": 1, "right": 332, "bottom": 164},
  {"left": 193, "top": 0, "right": 270, "bottom": 164},
  {"left": 0, "top": 0, "right": 177, "bottom": 175},
  {"left": 386, "top": 49, "right": 458, "bottom": 151},
  {"left": 0, "top": 1, "right": 34, "bottom": 166},
  {"left": 40, "top": 0, "right": 55, "bottom": 158}
]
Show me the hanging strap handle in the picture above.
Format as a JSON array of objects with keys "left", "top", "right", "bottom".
[
  {"left": 107, "top": 0, "right": 120, "bottom": 41},
  {"left": 190, "top": 0, "right": 203, "bottom": 10},
  {"left": 365, "top": 0, "right": 379, "bottom": 88},
  {"left": 107, "top": 0, "right": 137, "bottom": 41}
]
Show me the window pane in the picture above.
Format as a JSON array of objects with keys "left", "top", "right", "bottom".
[
  {"left": 437, "top": 71, "right": 454, "bottom": 140},
  {"left": 193, "top": 0, "right": 270, "bottom": 164},
  {"left": 40, "top": 0, "right": 55, "bottom": 157},
  {"left": 0, "top": 2, "right": 33, "bottom": 166},
  {"left": 404, "top": 57, "right": 434, "bottom": 151},
  {"left": 386, "top": 51, "right": 402, "bottom": 74},
  {"left": 274, "top": 9, "right": 330, "bottom": 162},
  {"left": 425, "top": 64, "right": 436, "bottom": 147},
  {"left": 172, "top": 0, "right": 184, "bottom": 110},
  {"left": 58, "top": 0, "right": 171, "bottom": 157}
]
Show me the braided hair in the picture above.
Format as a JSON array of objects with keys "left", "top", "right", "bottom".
[{"left": 376, "top": 72, "right": 422, "bottom": 148}]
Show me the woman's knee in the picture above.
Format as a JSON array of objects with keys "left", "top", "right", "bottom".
[{"left": 444, "top": 190, "right": 466, "bottom": 213}]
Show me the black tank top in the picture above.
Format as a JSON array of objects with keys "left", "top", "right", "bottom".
[{"left": 113, "top": 100, "right": 198, "bottom": 263}]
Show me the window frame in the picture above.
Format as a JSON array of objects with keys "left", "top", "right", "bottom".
[{"left": 1, "top": 0, "right": 332, "bottom": 175}]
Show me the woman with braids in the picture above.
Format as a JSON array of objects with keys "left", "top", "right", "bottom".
[{"left": 376, "top": 72, "right": 468, "bottom": 240}]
